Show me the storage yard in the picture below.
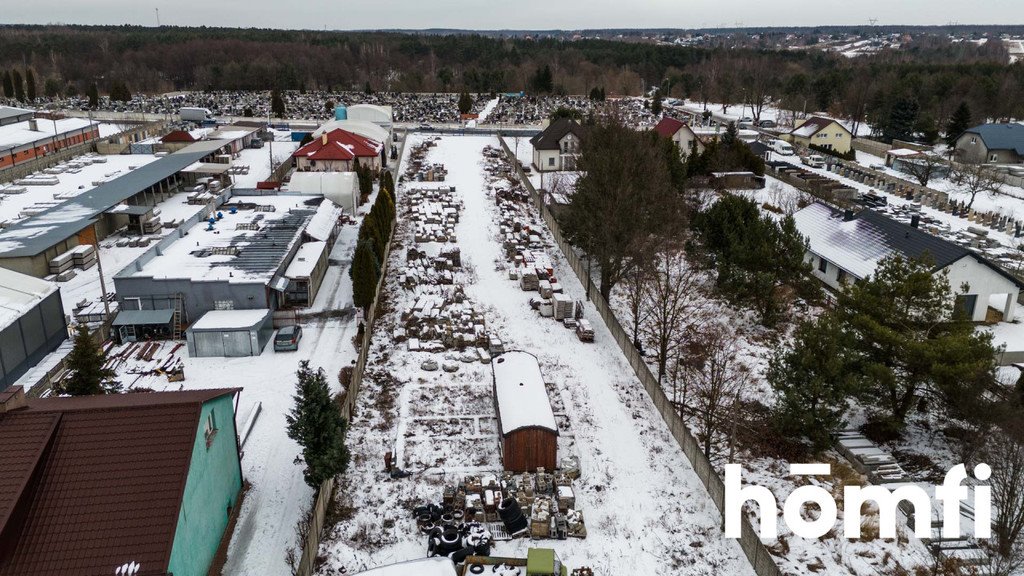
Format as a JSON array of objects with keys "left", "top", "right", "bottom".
[{"left": 317, "top": 134, "right": 754, "bottom": 575}]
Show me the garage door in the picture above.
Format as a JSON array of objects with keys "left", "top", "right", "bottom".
[
  {"left": 221, "top": 330, "right": 253, "bottom": 357},
  {"left": 193, "top": 331, "right": 224, "bottom": 357}
]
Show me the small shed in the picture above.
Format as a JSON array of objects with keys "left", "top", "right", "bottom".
[
  {"left": 185, "top": 309, "right": 273, "bottom": 357},
  {"left": 491, "top": 351, "right": 558, "bottom": 472},
  {"left": 112, "top": 309, "right": 174, "bottom": 343}
]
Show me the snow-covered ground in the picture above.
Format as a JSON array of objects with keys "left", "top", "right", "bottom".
[
  {"left": 232, "top": 130, "right": 300, "bottom": 188},
  {"left": 318, "top": 134, "right": 755, "bottom": 575}
]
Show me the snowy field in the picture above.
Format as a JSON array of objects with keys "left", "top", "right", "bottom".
[
  {"left": 317, "top": 134, "right": 754, "bottom": 576},
  {"left": 232, "top": 129, "right": 300, "bottom": 188}
]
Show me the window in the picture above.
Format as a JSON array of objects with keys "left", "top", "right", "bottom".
[
  {"left": 123, "top": 297, "right": 142, "bottom": 311},
  {"left": 955, "top": 294, "right": 978, "bottom": 319},
  {"left": 818, "top": 258, "right": 828, "bottom": 273},
  {"left": 970, "top": 137, "right": 977, "bottom": 144},
  {"left": 214, "top": 300, "right": 234, "bottom": 310},
  {"left": 837, "top": 269, "right": 847, "bottom": 284},
  {"left": 548, "top": 157, "right": 555, "bottom": 166},
  {"left": 204, "top": 411, "right": 218, "bottom": 448},
  {"left": 989, "top": 153, "right": 999, "bottom": 163}
]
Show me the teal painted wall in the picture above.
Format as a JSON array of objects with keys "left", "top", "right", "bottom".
[{"left": 167, "top": 395, "right": 243, "bottom": 576}]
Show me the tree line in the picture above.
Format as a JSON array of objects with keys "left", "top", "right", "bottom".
[{"left": 1, "top": 25, "right": 1021, "bottom": 134}]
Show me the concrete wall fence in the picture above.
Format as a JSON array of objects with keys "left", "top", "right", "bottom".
[{"left": 498, "top": 137, "right": 783, "bottom": 576}]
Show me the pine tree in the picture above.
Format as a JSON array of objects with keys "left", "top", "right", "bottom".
[
  {"left": 883, "top": 97, "right": 919, "bottom": 143},
  {"left": 63, "top": 324, "right": 119, "bottom": 396},
  {"left": 11, "top": 69, "right": 24, "bottom": 102},
  {"left": 768, "top": 316, "right": 857, "bottom": 451},
  {"left": 109, "top": 80, "right": 131, "bottom": 102},
  {"left": 25, "top": 69, "right": 36, "bottom": 101},
  {"left": 1, "top": 70, "right": 12, "bottom": 99},
  {"left": 270, "top": 89, "right": 286, "bottom": 118},
  {"left": 457, "top": 91, "right": 473, "bottom": 115},
  {"left": 324, "top": 100, "right": 335, "bottom": 115},
  {"left": 364, "top": 81, "right": 372, "bottom": 95},
  {"left": 86, "top": 82, "right": 99, "bottom": 108},
  {"left": 286, "top": 361, "right": 350, "bottom": 488},
  {"left": 945, "top": 102, "right": 972, "bottom": 148},
  {"left": 242, "top": 106, "right": 253, "bottom": 117},
  {"left": 651, "top": 89, "right": 663, "bottom": 115},
  {"left": 350, "top": 239, "right": 380, "bottom": 311}
]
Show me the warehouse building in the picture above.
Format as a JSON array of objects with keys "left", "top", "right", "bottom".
[
  {"left": 0, "top": 139, "right": 228, "bottom": 277},
  {"left": 491, "top": 351, "right": 559, "bottom": 472},
  {"left": 113, "top": 195, "right": 333, "bottom": 331},
  {"left": 0, "top": 268, "right": 66, "bottom": 390},
  {"left": 186, "top": 309, "right": 274, "bottom": 357},
  {"left": 0, "top": 113, "right": 101, "bottom": 170}
]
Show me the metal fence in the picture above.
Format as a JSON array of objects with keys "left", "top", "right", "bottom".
[{"left": 497, "top": 137, "right": 783, "bottom": 576}]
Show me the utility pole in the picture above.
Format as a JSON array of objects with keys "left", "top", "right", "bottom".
[
  {"left": 155, "top": 8, "right": 161, "bottom": 27},
  {"left": 92, "top": 223, "right": 111, "bottom": 320}
]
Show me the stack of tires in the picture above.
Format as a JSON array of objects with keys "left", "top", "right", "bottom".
[
  {"left": 426, "top": 522, "right": 492, "bottom": 562},
  {"left": 496, "top": 495, "right": 528, "bottom": 535}
]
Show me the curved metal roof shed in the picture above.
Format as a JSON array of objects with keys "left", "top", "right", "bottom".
[{"left": 491, "top": 351, "right": 558, "bottom": 472}]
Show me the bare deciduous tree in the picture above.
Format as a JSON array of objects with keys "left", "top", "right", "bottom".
[
  {"left": 681, "top": 324, "right": 750, "bottom": 461},
  {"left": 984, "top": 432, "right": 1024, "bottom": 563},
  {"left": 641, "top": 251, "right": 708, "bottom": 384},
  {"left": 620, "top": 260, "right": 651, "bottom": 351},
  {"left": 901, "top": 153, "right": 949, "bottom": 187},
  {"left": 951, "top": 160, "right": 1006, "bottom": 211}
]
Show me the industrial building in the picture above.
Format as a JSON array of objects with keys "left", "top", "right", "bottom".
[
  {"left": 113, "top": 195, "right": 339, "bottom": 340},
  {"left": 186, "top": 309, "right": 274, "bottom": 357},
  {"left": 0, "top": 268, "right": 66, "bottom": 390},
  {"left": 491, "top": 351, "right": 559, "bottom": 472},
  {"left": 0, "top": 112, "right": 101, "bottom": 170},
  {"left": 0, "top": 139, "right": 229, "bottom": 278}
]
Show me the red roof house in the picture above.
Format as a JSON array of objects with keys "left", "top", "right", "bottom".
[
  {"left": 653, "top": 117, "right": 704, "bottom": 157},
  {"left": 292, "top": 129, "right": 383, "bottom": 172}
]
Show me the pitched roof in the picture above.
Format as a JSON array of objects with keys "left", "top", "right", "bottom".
[
  {"left": 0, "top": 388, "right": 239, "bottom": 576},
  {"left": 793, "top": 203, "right": 1024, "bottom": 287},
  {"left": 160, "top": 130, "right": 197, "bottom": 143},
  {"left": 292, "top": 129, "right": 383, "bottom": 162},
  {"left": 962, "top": 123, "right": 1024, "bottom": 155},
  {"left": 653, "top": 117, "right": 686, "bottom": 138},
  {"left": 790, "top": 116, "right": 848, "bottom": 139},
  {"left": 529, "top": 118, "right": 584, "bottom": 150}
]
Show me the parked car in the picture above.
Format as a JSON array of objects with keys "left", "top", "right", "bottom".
[
  {"left": 802, "top": 154, "right": 826, "bottom": 169},
  {"left": 738, "top": 116, "right": 754, "bottom": 126},
  {"left": 575, "top": 320, "right": 594, "bottom": 343},
  {"left": 770, "top": 140, "right": 795, "bottom": 156},
  {"left": 274, "top": 325, "right": 303, "bottom": 352},
  {"left": 758, "top": 119, "right": 777, "bottom": 128}
]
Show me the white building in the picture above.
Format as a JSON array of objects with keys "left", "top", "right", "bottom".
[
  {"left": 530, "top": 118, "right": 584, "bottom": 172},
  {"left": 793, "top": 202, "right": 1023, "bottom": 322}
]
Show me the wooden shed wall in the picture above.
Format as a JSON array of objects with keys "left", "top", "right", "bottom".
[{"left": 502, "top": 427, "right": 557, "bottom": 472}]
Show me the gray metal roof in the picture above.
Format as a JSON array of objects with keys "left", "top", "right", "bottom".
[
  {"left": 0, "top": 141, "right": 226, "bottom": 258},
  {"left": 111, "top": 309, "right": 174, "bottom": 326},
  {"left": 529, "top": 118, "right": 584, "bottom": 150},
  {"left": 963, "top": 123, "right": 1024, "bottom": 155},
  {"left": 0, "top": 106, "right": 33, "bottom": 124}
]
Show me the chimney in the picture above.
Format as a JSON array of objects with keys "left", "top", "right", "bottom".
[
  {"left": 910, "top": 214, "right": 920, "bottom": 228},
  {"left": 321, "top": 133, "right": 328, "bottom": 146},
  {"left": 28, "top": 119, "right": 39, "bottom": 132},
  {"left": 843, "top": 209, "right": 855, "bottom": 222},
  {"left": 0, "top": 386, "right": 27, "bottom": 413}
]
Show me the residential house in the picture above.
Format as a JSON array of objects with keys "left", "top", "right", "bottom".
[
  {"left": 0, "top": 387, "right": 244, "bottom": 576},
  {"left": 955, "top": 123, "right": 1024, "bottom": 164},
  {"left": 787, "top": 116, "right": 854, "bottom": 155},
  {"left": 292, "top": 129, "right": 383, "bottom": 172},
  {"left": 793, "top": 202, "right": 1023, "bottom": 322},
  {"left": 530, "top": 118, "right": 585, "bottom": 172},
  {"left": 653, "top": 117, "right": 704, "bottom": 157}
]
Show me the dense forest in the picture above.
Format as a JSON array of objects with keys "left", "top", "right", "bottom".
[{"left": 0, "top": 25, "right": 1022, "bottom": 130}]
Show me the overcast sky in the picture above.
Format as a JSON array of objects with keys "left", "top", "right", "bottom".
[{"left": 6, "top": 0, "right": 1023, "bottom": 30}]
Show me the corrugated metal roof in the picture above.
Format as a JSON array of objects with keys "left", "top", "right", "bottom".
[
  {"left": 0, "top": 267, "right": 58, "bottom": 333},
  {"left": 491, "top": 351, "right": 558, "bottom": 434},
  {"left": 0, "top": 106, "right": 33, "bottom": 123},
  {"left": 0, "top": 140, "right": 227, "bottom": 258},
  {"left": 111, "top": 309, "right": 175, "bottom": 326},
  {"left": 0, "top": 388, "right": 239, "bottom": 576}
]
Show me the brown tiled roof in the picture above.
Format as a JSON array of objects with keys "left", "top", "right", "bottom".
[{"left": 0, "top": 388, "right": 239, "bottom": 576}]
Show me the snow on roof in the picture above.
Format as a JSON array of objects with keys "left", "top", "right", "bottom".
[
  {"left": 0, "top": 117, "right": 97, "bottom": 151},
  {"left": 351, "top": 557, "right": 457, "bottom": 576},
  {"left": 304, "top": 199, "right": 343, "bottom": 242},
  {"left": 188, "top": 308, "right": 270, "bottom": 331},
  {"left": 345, "top": 104, "right": 394, "bottom": 126},
  {"left": 491, "top": 351, "right": 558, "bottom": 435},
  {"left": 285, "top": 241, "right": 326, "bottom": 279},
  {"left": 0, "top": 267, "right": 57, "bottom": 332},
  {"left": 790, "top": 116, "right": 845, "bottom": 139}
]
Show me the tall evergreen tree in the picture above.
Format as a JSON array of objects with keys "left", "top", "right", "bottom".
[
  {"left": 24, "top": 69, "right": 36, "bottom": 101},
  {"left": 945, "top": 102, "right": 972, "bottom": 148},
  {"left": 286, "top": 361, "right": 350, "bottom": 488},
  {"left": 86, "top": 82, "right": 99, "bottom": 108},
  {"left": 270, "top": 89, "right": 285, "bottom": 118},
  {"left": 11, "top": 69, "right": 24, "bottom": 102},
  {"left": 62, "top": 324, "right": 119, "bottom": 396},
  {"left": 883, "top": 97, "right": 919, "bottom": 143},
  {"left": 457, "top": 91, "right": 473, "bottom": 115},
  {"left": 350, "top": 239, "right": 380, "bottom": 311},
  {"left": 1, "top": 70, "right": 12, "bottom": 99},
  {"left": 651, "top": 89, "right": 664, "bottom": 115}
]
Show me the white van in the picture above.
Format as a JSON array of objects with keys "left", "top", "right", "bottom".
[
  {"left": 802, "top": 154, "right": 826, "bottom": 169},
  {"left": 770, "top": 140, "right": 795, "bottom": 155}
]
